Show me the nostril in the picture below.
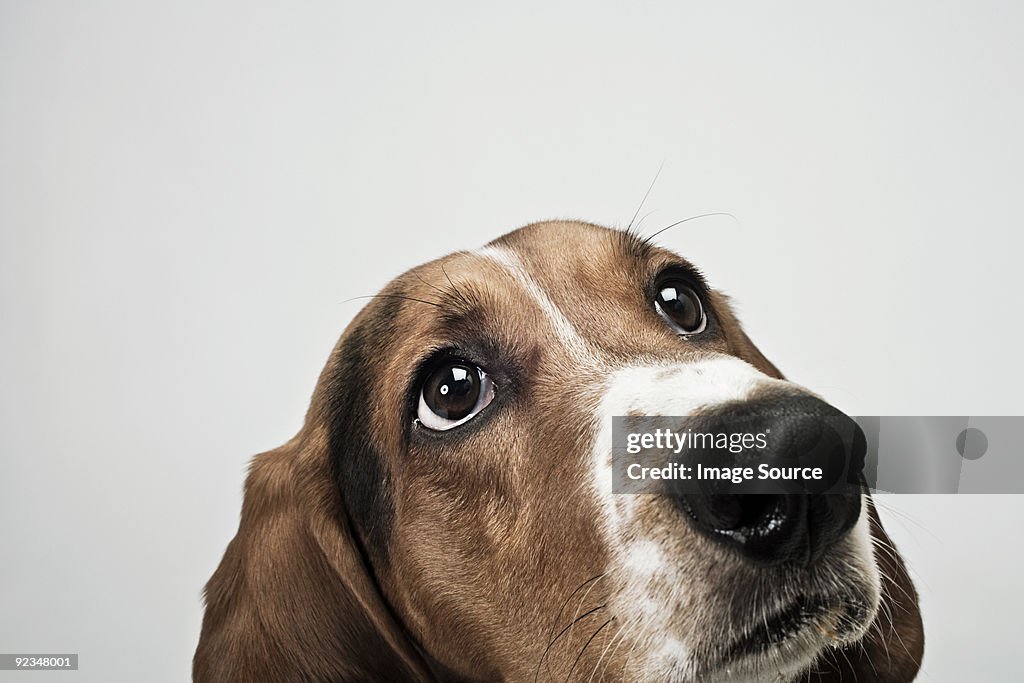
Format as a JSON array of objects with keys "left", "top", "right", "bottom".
[
  {"left": 692, "top": 494, "right": 782, "bottom": 532},
  {"left": 734, "top": 495, "right": 783, "bottom": 531},
  {"left": 681, "top": 493, "right": 805, "bottom": 561},
  {"left": 702, "top": 494, "right": 744, "bottom": 530}
]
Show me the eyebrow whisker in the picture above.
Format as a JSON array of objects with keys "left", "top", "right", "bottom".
[
  {"left": 440, "top": 263, "right": 471, "bottom": 309},
  {"left": 343, "top": 293, "right": 442, "bottom": 308},
  {"left": 411, "top": 271, "right": 455, "bottom": 300},
  {"left": 642, "top": 211, "right": 738, "bottom": 246},
  {"left": 628, "top": 161, "right": 665, "bottom": 232},
  {"left": 634, "top": 209, "right": 659, "bottom": 232}
]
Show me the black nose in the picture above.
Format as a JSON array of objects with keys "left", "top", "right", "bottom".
[{"left": 676, "top": 395, "right": 865, "bottom": 567}]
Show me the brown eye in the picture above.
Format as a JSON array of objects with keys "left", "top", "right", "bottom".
[
  {"left": 654, "top": 279, "right": 706, "bottom": 334},
  {"left": 417, "top": 361, "right": 495, "bottom": 431}
]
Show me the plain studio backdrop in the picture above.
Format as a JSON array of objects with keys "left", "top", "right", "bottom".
[{"left": 2, "top": 2, "right": 1022, "bottom": 681}]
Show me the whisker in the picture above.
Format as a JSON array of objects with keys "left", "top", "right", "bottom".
[
  {"left": 641, "top": 212, "right": 738, "bottom": 247},
  {"left": 534, "top": 604, "right": 607, "bottom": 683},
  {"left": 567, "top": 577, "right": 607, "bottom": 638},
  {"left": 871, "top": 498, "right": 936, "bottom": 539},
  {"left": 411, "top": 271, "right": 455, "bottom": 300},
  {"left": 440, "top": 263, "right": 471, "bottom": 307},
  {"left": 590, "top": 613, "right": 639, "bottom": 683},
  {"left": 634, "top": 209, "right": 659, "bottom": 233},
  {"left": 586, "top": 614, "right": 626, "bottom": 683},
  {"left": 549, "top": 574, "right": 607, "bottom": 641},
  {"left": 565, "top": 617, "right": 614, "bottom": 683},
  {"left": 860, "top": 628, "right": 881, "bottom": 679},
  {"left": 342, "top": 293, "right": 442, "bottom": 308},
  {"left": 627, "top": 162, "right": 664, "bottom": 232}
]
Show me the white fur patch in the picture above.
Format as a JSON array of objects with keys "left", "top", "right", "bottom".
[
  {"left": 589, "top": 356, "right": 786, "bottom": 538},
  {"left": 846, "top": 496, "right": 882, "bottom": 631},
  {"left": 586, "top": 357, "right": 852, "bottom": 679},
  {"left": 586, "top": 357, "right": 779, "bottom": 675},
  {"left": 475, "top": 244, "right": 595, "bottom": 365},
  {"left": 600, "top": 357, "right": 780, "bottom": 417},
  {"left": 621, "top": 539, "right": 668, "bottom": 577}
]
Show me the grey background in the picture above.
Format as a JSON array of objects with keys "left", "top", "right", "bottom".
[{"left": 1, "top": 1, "right": 1021, "bottom": 681}]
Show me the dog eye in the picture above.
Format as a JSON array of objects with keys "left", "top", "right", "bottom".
[
  {"left": 654, "top": 278, "right": 706, "bottom": 334},
  {"left": 416, "top": 361, "right": 495, "bottom": 431}
]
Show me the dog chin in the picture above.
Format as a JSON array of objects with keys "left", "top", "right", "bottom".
[
  {"left": 636, "top": 540, "right": 881, "bottom": 683},
  {"left": 644, "top": 616, "right": 852, "bottom": 683},
  {"left": 689, "top": 637, "right": 828, "bottom": 683},
  {"left": 701, "top": 601, "right": 873, "bottom": 683},
  {"left": 653, "top": 587, "right": 878, "bottom": 683}
]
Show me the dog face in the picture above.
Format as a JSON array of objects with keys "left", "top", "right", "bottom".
[{"left": 196, "top": 221, "right": 923, "bottom": 683}]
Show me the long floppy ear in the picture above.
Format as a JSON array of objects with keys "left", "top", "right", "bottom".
[
  {"left": 810, "top": 500, "right": 925, "bottom": 681},
  {"left": 193, "top": 432, "right": 433, "bottom": 683}
]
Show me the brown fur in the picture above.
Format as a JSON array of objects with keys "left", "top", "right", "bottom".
[{"left": 195, "top": 221, "right": 923, "bottom": 682}]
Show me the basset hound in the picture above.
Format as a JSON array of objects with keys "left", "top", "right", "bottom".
[{"left": 194, "top": 220, "right": 923, "bottom": 682}]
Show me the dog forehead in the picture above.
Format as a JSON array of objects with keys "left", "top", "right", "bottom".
[
  {"left": 367, "top": 220, "right": 739, "bottom": 379},
  {"left": 475, "top": 221, "right": 717, "bottom": 362},
  {"left": 411, "top": 223, "right": 636, "bottom": 361},
  {"left": 429, "top": 220, "right": 640, "bottom": 289},
  {"left": 488, "top": 219, "right": 644, "bottom": 279}
]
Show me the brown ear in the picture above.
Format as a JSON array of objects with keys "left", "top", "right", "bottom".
[
  {"left": 193, "top": 433, "right": 433, "bottom": 683},
  {"left": 810, "top": 500, "right": 925, "bottom": 682}
]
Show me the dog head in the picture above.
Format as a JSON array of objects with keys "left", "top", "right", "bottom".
[{"left": 195, "top": 220, "right": 923, "bottom": 682}]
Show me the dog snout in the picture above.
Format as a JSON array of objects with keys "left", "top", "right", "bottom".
[{"left": 676, "top": 394, "right": 865, "bottom": 567}]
